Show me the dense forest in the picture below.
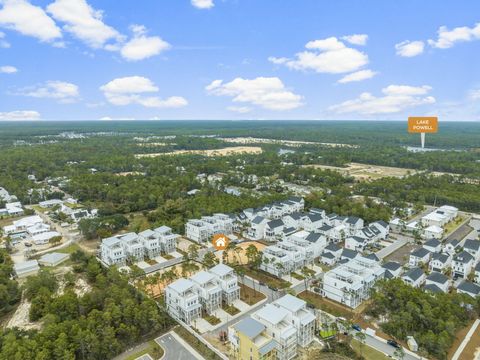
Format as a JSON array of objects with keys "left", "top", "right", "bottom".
[
  {"left": 368, "top": 279, "right": 480, "bottom": 360},
  {"left": 0, "top": 250, "right": 21, "bottom": 316},
  {"left": 0, "top": 252, "right": 174, "bottom": 360}
]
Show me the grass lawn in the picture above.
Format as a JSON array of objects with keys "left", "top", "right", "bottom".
[
  {"left": 163, "top": 254, "right": 174, "bottom": 260},
  {"left": 146, "top": 259, "right": 158, "bottom": 265},
  {"left": 174, "top": 326, "right": 222, "bottom": 360},
  {"left": 204, "top": 314, "right": 221, "bottom": 325},
  {"left": 239, "top": 283, "right": 265, "bottom": 305},
  {"left": 443, "top": 216, "right": 468, "bottom": 235},
  {"left": 298, "top": 291, "right": 354, "bottom": 319},
  {"left": 124, "top": 340, "right": 164, "bottom": 360},
  {"left": 238, "top": 266, "right": 291, "bottom": 289},
  {"left": 222, "top": 304, "right": 240, "bottom": 316},
  {"left": 54, "top": 243, "right": 82, "bottom": 254},
  {"left": 291, "top": 272, "right": 305, "bottom": 280},
  {"left": 351, "top": 339, "right": 390, "bottom": 360},
  {"left": 319, "top": 329, "right": 337, "bottom": 339}
]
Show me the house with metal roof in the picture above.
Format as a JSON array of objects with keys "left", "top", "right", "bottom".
[
  {"left": 456, "top": 280, "right": 480, "bottom": 298},
  {"left": 253, "top": 303, "right": 298, "bottom": 360},
  {"left": 345, "top": 236, "right": 367, "bottom": 252},
  {"left": 452, "top": 251, "right": 475, "bottom": 279},
  {"left": 408, "top": 247, "right": 431, "bottom": 268},
  {"left": 463, "top": 239, "right": 480, "bottom": 263},
  {"left": 190, "top": 270, "right": 222, "bottom": 314},
  {"left": 322, "top": 256, "right": 384, "bottom": 308},
  {"left": 38, "top": 252, "right": 69, "bottom": 267},
  {"left": 13, "top": 260, "right": 40, "bottom": 279},
  {"left": 265, "top": 219, "right": 285, "bottom": 241},
  {"left": 209, "top": 263, "right": 240, "bottom": 305},
  {"left": 382, "top": 261, "right": 403, "bottom": 279},
  {"left": 165, "top": 278, "right": 202, "bottom": 325},
  {"left": 228, "top": 317, "right": 278, "bottom": 360},
  {"left": 423, "top": 239, "right": 442, "bottom": 253},
  {"left": 429, "top": 252, "right": 452, "bottom": 273},
  {"left": 402, "top": 267, "right": 426, "bottom": 288},
  {"left": 273, "top": 295, "right": 316, "bottom": 348},
  {"left": 425, "top": 271, "right": 450, "bottom": 293}
]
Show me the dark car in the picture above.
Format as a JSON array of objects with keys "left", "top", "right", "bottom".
[
  {"left": 267, "top": 285, "right": 278, "bottom": 291},
  {"left": 387, "top": 339, "right": 400, "bottom": 348},
  {"left": 259, "top": 282, "right": 266, "bottom": 287},
  {"left": 352, "top": 324, "right": 362, "bottom": 332}
]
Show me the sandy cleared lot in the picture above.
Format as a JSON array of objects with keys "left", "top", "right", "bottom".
[
  {"left": 218, "top": 137, "right": 357, "bottom": 148},
  {"left": 304, "top": 162, "right": 420, "bottom": 181},
  {"left": 6, "top": 297, "right": 42, "bottom": 331},
  {"left": 217, "top": 241, "right": 266, "bottom": 265},
  {"left": 135, "top": 146, "right": 263, "bottom": 158}
]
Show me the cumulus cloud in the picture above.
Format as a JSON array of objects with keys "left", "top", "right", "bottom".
[
  {"left": 329, "top": 84, "right": 435, "bottom": 114},
  {"left": 0, "top": 110, "right": 40, "bottom": 120},
  {"left": 99, "top": 116, "right": 135, "bottom": 121},
  {"left": 395, "top": 40, "right": 425, "bottom": 57},
  {"left": 47, "top": 0, "right": 123, "bottom": 49},
  {"left": 15, "top": 81, "right": 79, "bottom": 103},
  {"left": 469, "top": 89, "right": 480, "bottom": 101},
  {"left": 206, "top": 77, "right": 303, "bottom": 111},
  {"left": 191, "top": 0, "right": 214, "bottom": 9},
  {"left": 428, "top": 22, "right": 480, "bottom": 49},
  {"left": 337, "top": 69, "right": 377, "bottom": 84},
  {"left": 100, "top": 76, "right": 188, "bottom": 108},
  {"left": 0, "top": 65, "right": 17, "bottom": 73},
  {"left": 0, "top": 0, "right": 62, "bottom": 42},
  {"left": 269, "top": 36, "right": 368, "bottom": 74},
  {"left": 120, "top": 25, "right": 170, "bottom": 61},
  {"left": 342, "top": 34, "right": 368, "bottom": 46}
]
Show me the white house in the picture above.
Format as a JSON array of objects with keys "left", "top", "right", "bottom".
[
  {"left": 247, "top": 216, "right": 269, "bottom": 241},
  {"left": 261, "top": 246, "right": 293, "bottom": 277},
  {"left": 209, "top": 264, "right": 240, "bottom": 305},
  {"left": 11, "top": 215, "right": 43, "bottom": 231},
  {"left": 429, "top": 253, "right": 452, "bottom": 273},
  {"left": 452, "top": 251, "right": 475, "bottom": 279},
  {"left": 389, "top": 218, "right": 406, "bottom": 233},
  {"left": 190, "top": 271, "right": 222, "bottom": 314},
  {"left": 13, "top": 260, "right": 40, "bottom": 279},
  {"left": 39, "top": 199, "right": 63, "bottom": 208},
  {"left": 402, "top": 267, "right": 426, "bottom": 288},
  {"left": 321, "top": 243, "right": 342, "bottom": 266},
  {"left": 345, "top": 236, "right": 368, "bottom": 252},
  {"left": 456, "top": 280, "right": 480, "bottom": 298},
  {"left": 32, "top": 231, "right": 60, "bottom": 245},
  {"left": 409, "top": 248, "right": 431, "bottom": 268},
  {"left": 100, "top": 236, "right": 127, "bottom": 266},
  {"left": 444, "top": 239, "right": 461, "bottom": 256},
  {"left": 425, "top": 272, "right": 450, "bottom": 293},
  {"left": 423, "top": 225, "right": 444, "bottom": 240},
  {"left": 437, "top": 205, "right": 458, "bottom": 221},
  {"left": 463, "top": 239, "right": 480, "bottom": 263},
  {"left": 300, "top": 213, "right": 324, "bottom": 232},
  {"left": 421, "top": 212, "right": 448, "bottom": 228},
  {"left": 265, "top": 219, "right": 285, "bottom": 241},
  {"left": 273, "top": 295, "right": 316, "bottom": 348},
  {"left": 253, "top": 303, "right": 298, "bottom": 360},
  {"left": 165, "top": 278, "right": 202, "bottom": 325},
  {"left": 475, "top": 263, "right": 480, "bottom": 284},
  {"left": 382, "top": 261, "right": 403, "bottom": 279},
  {"left": 423, "top": 239, "right": 442, "bottom": 253},
  {"left": 322, "top": 256, "right": 384, "bottom": 308},
  {"left": 345, "top": 216, "right": 364, "bottom": 235}
]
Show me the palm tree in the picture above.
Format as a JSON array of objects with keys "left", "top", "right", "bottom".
[
  {"left": 355, "top": 331, "right": 366, "bottom": 357},
  {"left": 394, "top": 347, "right": 405, "bottom": 360}
]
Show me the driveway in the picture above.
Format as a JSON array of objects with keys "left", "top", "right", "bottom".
[{"left": 155, "top": 332, "right": 204, "bottom": 360}]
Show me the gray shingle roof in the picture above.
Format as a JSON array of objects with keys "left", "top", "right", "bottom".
[
  {"left": 424, "top": 238, "right": 441, "bottom": 248},
  {"left": 432, "top": 252, "right": 450, "bottom": 264},
  {"left": 325, "top": 243, "right": 340, "bottom": 252},
  {"left": 382, "top": 261, "right": 402, "bottom": 272},
  {"left": 424, "top": 283, "right": 443, "bottom": 294},
  {"left": 464, "top": 239, "right": 480, "bottom": 251},
  {"left": 411, "top": 247, "right": 430, "bottom": 258},
  {"left": 454, "top": 251, "right": 474, "bottom": 264},
  {"left": 404, "top": 267, "right": 424, "bottom": 281},
  {"left": 457, "top": 281, "right": 480, "bottom": 296},
  {"left": 341, "top": 248, "right": 358, "bottom": 259},
  {"left": 427, "top": 271, "right": 448, "bottom": 284}
]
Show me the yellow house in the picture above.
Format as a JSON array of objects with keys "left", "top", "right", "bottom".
[{"left": 230, "top": 317, "right": 278, "bottom": 360}]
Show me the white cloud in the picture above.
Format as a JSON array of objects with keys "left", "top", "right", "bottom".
[
  {"left": 100, "top": 76, "right": 188, "bottom": 108},
  {"left": 206, "top": 77, "right": 303, "bottom": 111},
  {"left": 337, "top": 69, "right": 377, "bottom": 84},
  {"left": 0, "top": 31, "right": 10, "bottom": 47},
  {"left": 191, "top": 0, "right": 214, "bottom": 9},
  {"left": 269, "top": 36, "right": 368, "bottom": 74},
  {"left": 15, "top": 81, "right": 79, "bottom": 103},
  {"left": 100, "top": 116, "right": 135, "bottom": 121},
  {"left": 428, "top": 22, "right": 480, "bottom": 49},
  {"left": 342, "top": 34, "right": 368, "bottom": 46},
  {"left": 47, "top": 0, "right": 122, "bottom": 49},
  {"left": 120, "top": 25, "right": 170, "bottom": 61},
  {"left": 0, "top": 110, "right": 40, "bottom": 120},
  {"left": 395, "top": 40, "right": 425, "bottom": 57},
  {"left": 0, "top": 0, "right": 62, "bottom": 42},
  {"left": 0, "top": 65, "right": 17, "bottom": 73},
  {"left": 329, "top": 84, "right": 435, "bottom": 115},
  {"left": 469, "top": 89, "right": 480, "bottom": 101},
  {"left": 227, "top": 106, "right": 252, "bottom": 113}
]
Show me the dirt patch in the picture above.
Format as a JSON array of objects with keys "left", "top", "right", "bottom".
[
  {"left": 448, "top": 319, "right": 479, "bottom": 360},
  {"left": 135, "top": 146, "right": 263, "bottom": 158},
  {"left": 6, "top": 296, "right": 42, "bottom": 331},
  {"left": 303, "top": 162, "right": 420, "bottom": 181},
  {"left": 74, "top": 277, "right": 92, "bottom": 297}
]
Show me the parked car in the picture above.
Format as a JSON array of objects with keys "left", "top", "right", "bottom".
[
  {"left": 352, "top": 324, "right": 362, "bottom": 332},
  {"left": 387, "top": 339, "right": 400, "bottom": 348}
]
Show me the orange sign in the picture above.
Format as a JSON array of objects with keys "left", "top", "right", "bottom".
[
  {"left": 408, "top": 117, "right": 438, "bottom": 133},
  {"left": 212, "top": 233, "right": 229, "bottom": 250}
]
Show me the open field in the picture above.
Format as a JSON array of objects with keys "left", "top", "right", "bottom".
[
  {"left": 239, "top": 283, "right": 265, "bottom": 305},
  {"left": 448, "top": 319, "right": 480, "bottom": 360},
  {"left": 351, "top": 339, "right": 390, "bottom": 360},
  {"left": 303, "top": 162, "right": 420, "bottom": 181},
  {"left": 298, "top": 291, "right": 355, "bottom": 319},
  {"left": 135, "top": 146, "right": 263, "bottom": 158},
  {"left": 238, "top": 266, "right": 291, "bottom": 289}
]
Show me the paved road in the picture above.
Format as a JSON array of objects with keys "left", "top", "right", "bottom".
[
  {"left": 155, "top": 332, "right": 202, "bottom": 360},
  {"left": 363, "top": 333, "right": 419, "bottom": 360}
]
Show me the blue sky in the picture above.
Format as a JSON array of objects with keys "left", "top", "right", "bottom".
[{"left": 0, "top": 0, "right": 479, "bottom": 121}]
